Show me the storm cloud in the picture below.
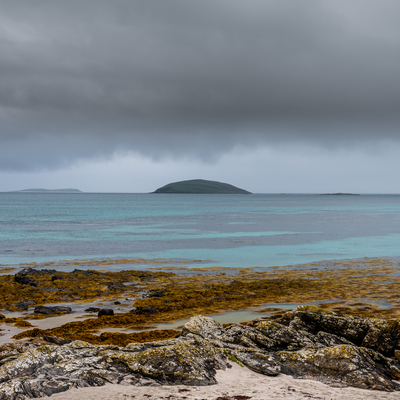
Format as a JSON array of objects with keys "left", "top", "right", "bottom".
[{"left": 1, "top": 0, "right": 400, "bottom": 170}]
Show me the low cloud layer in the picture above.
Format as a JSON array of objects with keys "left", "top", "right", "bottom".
[{"left": 1, "top": 0, "right": 400, "bottom": 170}]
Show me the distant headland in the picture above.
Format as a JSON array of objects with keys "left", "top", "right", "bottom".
[
  {"left": 153, "top": 179, "right": 251, "bottom": 194},
  {"left": 321, "top": 193, "right": 360, "bottom": 196},
  {"left": 11, "top": 189, "right": 82, "bottom": 193}
]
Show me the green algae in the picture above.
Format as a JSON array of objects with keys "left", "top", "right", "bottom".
[{"left": 223, "top": 349, "right": 244, "bottom": 367}]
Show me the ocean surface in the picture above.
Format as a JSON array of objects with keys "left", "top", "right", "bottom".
[{"left": 1, "top": 193, "right": 400, "bottom": 269}]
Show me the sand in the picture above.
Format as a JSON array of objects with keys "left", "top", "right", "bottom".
[{"left": 40, "top": 363, "right": 400, "bottom": 400}]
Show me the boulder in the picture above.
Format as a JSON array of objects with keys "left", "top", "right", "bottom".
[
  {"left": 34, "top": 306, "right": 72, "bottom": 315},
  {"left": 85, "top": 307, "right": 100, "bottom": 313},
  {"left": 12, "top": 300, "right": 35, "bottom": 311},
  {"left": 141, "top": 290, "right": 166, "bottom": 299},
  {"left": 14, "top": 268, "right": 57, "bottom": 286},
  {"left": 97, "top": 309, "right": 114, "bottom": 317}
]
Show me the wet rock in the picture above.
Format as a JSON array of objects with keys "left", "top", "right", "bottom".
[
  {"left": 284, "top": 305, "right": 370, "bottom": 345},
  {"left": 42, "top": 336, "right": 73, "bottom": 345},
  {"left": 12, "top": 301, "right": 36, "bottom": 311},
  {"left": 141, "top": 290, "right": 166, "bottom": 299},
  {"left": 34, "top": 306, "right": 72, "bottom": 315},
  {"left": 72, "top": 269, "right": 92, "bottom": 277},
  {"left": 97, "top": 309, "right": 114, "bottom": 317},
  {"left": 84, "top": 307, "right": 100, "bottom": 313},
  {"left": 107, "top": 282, "right": 126, "bottom": 291},
  {"left": 14, "top": 268, "right": 57, "bottom": 286},
  {"left": 51, "top": 275, "right": 63, "bottom": 281}
]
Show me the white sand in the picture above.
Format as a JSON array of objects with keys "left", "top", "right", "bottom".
[{"left": 41, "top": 363, "right": 400, "bottom": 400}]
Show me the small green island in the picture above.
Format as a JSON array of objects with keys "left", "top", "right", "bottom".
[{"left": 153, "top": 179, "right": 251, "bottom": 194}]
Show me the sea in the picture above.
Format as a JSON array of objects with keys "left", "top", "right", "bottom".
[{"left": 1, "top": 192, "right": 400, "bottom": 270}]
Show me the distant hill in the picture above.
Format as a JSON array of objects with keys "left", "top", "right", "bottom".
[
  {"left": 153, "top": 179, "right": 251, "bottom": 194},
  {"left": 14, "top": 188, "right": 82, "bottom": 193},
  {"left": 321, "top": 193, "right": 359, "bottom": 196}
]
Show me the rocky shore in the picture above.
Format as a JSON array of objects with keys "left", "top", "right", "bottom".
[{"left": 1, "top": 306, "right": 400, "bottom": 398}]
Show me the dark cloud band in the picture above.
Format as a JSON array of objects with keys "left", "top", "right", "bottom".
[{"left": 1, "top": 0, "right": 400, "bottom": 170}]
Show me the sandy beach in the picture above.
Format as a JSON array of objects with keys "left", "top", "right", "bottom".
[{"left": 41, "top": 363, "right": 400, "bottom": 400}]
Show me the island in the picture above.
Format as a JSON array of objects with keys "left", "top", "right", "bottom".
[
  {"left": 13, "top": 189, "right": 82, "bottom": 193},
  {"left": 321, "top": 193, "right": 360, "bottom": 196},
  {"left": 153, "top": 179, "right": 251, "bottom": 194}
]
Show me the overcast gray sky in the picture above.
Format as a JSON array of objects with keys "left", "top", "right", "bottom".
[{"left": 1, "top": 0, "right": 400, "bottom": 193}]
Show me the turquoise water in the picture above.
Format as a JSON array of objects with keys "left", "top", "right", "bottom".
[{"left": 1, "top": 193, "right": 400, "bottom": 268}]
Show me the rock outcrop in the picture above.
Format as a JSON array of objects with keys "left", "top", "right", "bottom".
[{"left": 1, "top": 306, "right": 400, "bottom": 398}]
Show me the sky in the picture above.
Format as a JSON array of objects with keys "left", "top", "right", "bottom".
[{"left": 1, "top": 0, "right": 400, "bottom": 193}]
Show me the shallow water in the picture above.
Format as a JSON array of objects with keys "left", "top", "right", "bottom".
[{"left": 2, "top": 193, "right": 400, "bottom": 270}]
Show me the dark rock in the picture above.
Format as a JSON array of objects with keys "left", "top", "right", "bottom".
[
  {"left": 34, "top": 306, "right": 72, "bottom": 315},
  {"left": 362, "top": 319, "right": 400, "bottom": 356},
  {"left": 107, "top": 282, "right": 126, "bottom": 291},
  {"left": 141, "top": 290, "right": 166, "bottom": 299},
  {"left": 84, "top": 307, "right": 100, "bottom": 313},
  {"left": 13, "top": 300, "right": 36, "bottom": 311},
  {"left": 284, "top": 305, "right": 370, "bottom": 346},
  {"left": 14, "top": 275, "right": 34, "bottom": 285},
  {"left": 97, "top": 309, "right": 114, "bottom": 317},
  {"left": 113, "top": 301, "right": 121, "bottom": 305},
  {"left": 72, "top": 269, "right": 92, "bottom": 277},
  {"left": 15, "top": 268, "right": 58, "bottom": 287},
  {"left": 51, "top": 275, "right": 63, "bottom": 281},
  {"left": 42, "top": 336, "right": 73, "bottom": 345}
]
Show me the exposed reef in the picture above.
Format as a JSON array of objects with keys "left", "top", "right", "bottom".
[
  {"left": 153, "top": 179, "right": 251, "bottom": 194},
  {"left": 2, "top": 257, "right": 400, "bottom": 347},
  {"left": 1, "top": 308, "right": 400, "bottom": 398}
]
